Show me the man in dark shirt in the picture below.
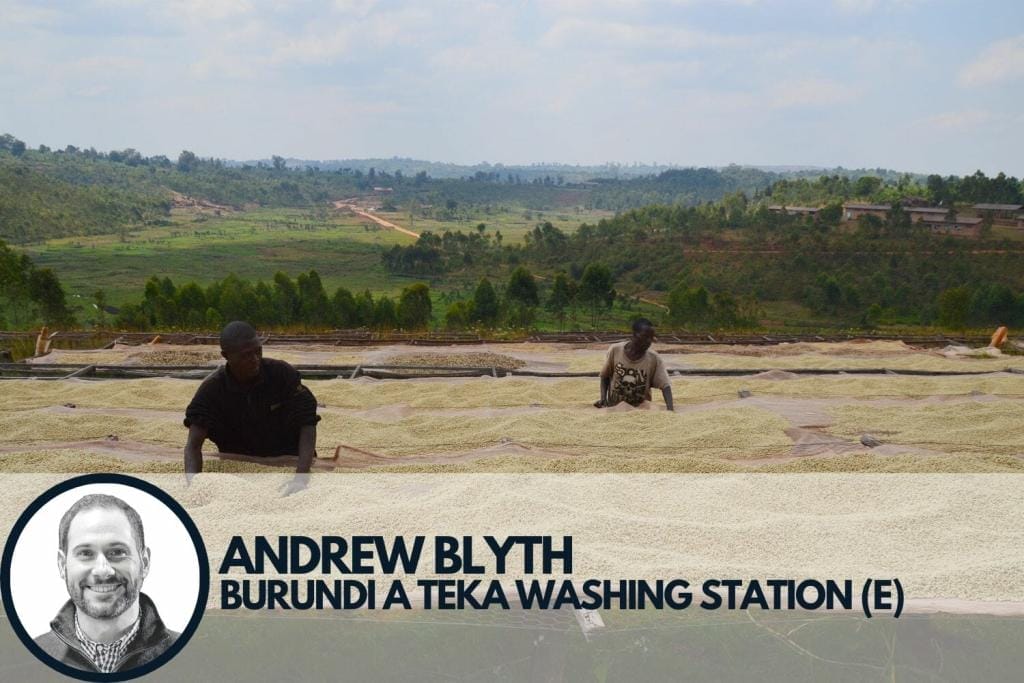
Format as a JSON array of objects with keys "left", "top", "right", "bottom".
[{"left": 184, "top": 321, "right": 320, "bottom": 495}]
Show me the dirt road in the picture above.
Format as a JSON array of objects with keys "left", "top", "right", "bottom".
[{"left": 333, "top": 200, "right": 420, "bottom": 239}]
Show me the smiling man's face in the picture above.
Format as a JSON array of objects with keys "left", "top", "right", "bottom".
[{"left": 58, "top": 507, "right": 150, "bottom": 620}]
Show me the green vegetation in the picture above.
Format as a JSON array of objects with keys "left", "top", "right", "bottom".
[
  {"left": 0, "top": 239, "right": 73, "bottom": 326},
  {"left": 3, "top": 132, "right": 1024, "bottom": 332},
  {"left": 26, "top": 208, "right": 415, "bottom": 306},
  {"left": 114, "top": 270, "right": 437, "bottom": 332},
  {"left": 765, "top": 170, "right": 1023, "bottom": 207}
]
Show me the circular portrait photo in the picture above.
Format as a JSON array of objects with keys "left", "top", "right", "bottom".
[{"left": 1, "top": 474, "right": 209, "bottom": 681}]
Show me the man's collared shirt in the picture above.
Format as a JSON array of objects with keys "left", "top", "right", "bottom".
[{"left": 74, "top": 612, "right": 140, "bottom": 674}]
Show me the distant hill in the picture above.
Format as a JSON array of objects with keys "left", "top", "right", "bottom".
[{"left": 1, "top": 131, "right": 1015, "bottom": 247}]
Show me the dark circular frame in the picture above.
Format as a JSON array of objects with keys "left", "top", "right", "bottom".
[{"left": 1, "top": 473, "right": 210, "bottom": 682}]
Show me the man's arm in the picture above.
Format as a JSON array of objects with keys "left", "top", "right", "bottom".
[
  {"left": 595, "top": 375, "right": 611, "bottom": 408},
  {"left": 295, "top": 424, "right": 316, "bottom": 474},
  {"left": 280, "top": 425, "right": 317, "bottom": 497},
  {"left": 661, "top": 386, "right": 674, "bottom": 411},
  {"left": 596, "top": 346, "right": 614, "bottom": 408},
  {"left": 184, "top": 424, "right": 208, "bottom": 476}
]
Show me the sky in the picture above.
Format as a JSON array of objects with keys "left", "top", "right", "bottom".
[{"left": 1, "top": 0, "right": 1022, "bottom": 175}]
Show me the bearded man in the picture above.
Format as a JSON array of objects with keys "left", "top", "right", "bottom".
[{"left": 34, "top": 494, "right": 178, "bottom": 674}]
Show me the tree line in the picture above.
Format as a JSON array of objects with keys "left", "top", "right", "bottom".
[
  {"left": 441, "top": 264, "right": 617, "bottom": 331},
  {"left": 764, "top": 170, "right": 1023, "bottom": 207},
  {"left": 109, "top": 261, "right": 1024, "bottom": 333},
  {"left": 114, "top": 272, "right": 432, "bottom": 331}
]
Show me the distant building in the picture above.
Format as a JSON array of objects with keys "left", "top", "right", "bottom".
[
  {"left": 842, "top": 203, "right": 890, "bottom": 221},
  {"left": 897, "top": 196, "right": 931, "bottom": 207},
  {"left": 372, "top": 187, "right": 394, "bottom": 193},
  {"left": 905, "top": 206, "right": 949, "bottom": 222},
  {"left": 768, "top": 205, "right": 820, "bottom": 216},
  {"left": 973, "top": 203, "right": 1023, "bottom": 219},
  {"left": 920, "top": 216, "right": 983, "bottom": 235}
]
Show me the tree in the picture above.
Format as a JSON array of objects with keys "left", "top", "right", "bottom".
[
  {"left": 711, "top": 291, "right": 740, "bottom": 326},
  {"left": 92, "top": 289, "right": 108, "bottom": 327},
  {"left": 272, "top": 155, "right": 287, "bottom": 172},
  {"left": 28, "top": 268, "right": 73, "bottom": 325},
  {"left": 175, "top": 283, "right": 206, "bottom": 328},
  {"left": 177, "top": 150, "right": 199, "bottom": 172},
  {"left": 445, "top": 300, "right": 472, "bottom": 329},
  {"left": 820, "top": 276, "right": 843, "bottom": 314},
  {"left": 472, "top": 278, "right": 500, "bottom": 326},
  {"left": 272, "top": 272, "right": 301, "bottom": 325},
  {"left": 546, "top": 273, "right": 573, "bottom": 331},
  {"left": 0, "top": 134, "right": 26, "bottom": 157},
  {"left": 937, "top": 286, "right": 971, "bottom": 329},
  {"left": 198, "top": 307, "right": 218, "bottom": 330},
  {"left": 142, "top": 276, "right": 177, "bottom": 327},
  {"left": 217, "top": 274, "right": 257, "bottom": 323},
  {"left": 398, "top": 283, "right": 432, "bottom": 330},
  {"left": 854, "top": 176, "right": 882, "bottom": 197},
  {"left": 926, "top": 174, "right": 949, "bottom": 204},
  {"left": 886, "top": 202, "right": 912, "bottom": 238},
  {"left": 253, "top": 281, "right": 276, "bottom": 325},
  {"left": 506, "top": 266, "right": 539, "bottom": 328},
  {"left": 507, "top": 267, "right": 539, "bottom": 306},
  {"left": 297, "top": 270, "right": 330, "bottom": 326},
  {"left": 353, "top": 290, "right": 375, "bottom": 327},
  {"left": 115, "top": 303, "right": 149, "bottom": 330},
  {"left": 331, "top": 286, "right": 356, "bottom": 328},
  {"left": 667, "top": 283, "right": 711, "bottom": 327},
  {"left": 373, "top": 296, "right": 399, "bottom": 330},
  {"left": 862, "top": 303, "right": 883, "bottom": 329},
  {"left": 578, "top": 263, "right": 614, "bottom": 328}
]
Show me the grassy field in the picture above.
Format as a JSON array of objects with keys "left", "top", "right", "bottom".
[
  {"left": 26, "top": 208, "right": 410, "bottom": 304},
  {"left": 25, "top": 205, "right": 613, "bottom": 308},
  {"left": 375, "top": 206, "right": 614, "bottom": 243},
  {"left": 23, "top": 204, "right": 646, "bottom": 328}
]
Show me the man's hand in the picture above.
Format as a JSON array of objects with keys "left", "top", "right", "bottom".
[{"left": 279, "top": 473, "right": 310, "bottom": 497}]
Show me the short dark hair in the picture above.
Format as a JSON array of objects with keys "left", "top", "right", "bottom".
[
  {"left": 220, "top": 320, "right": 259, "bottom": 351},
  {"left": 59, "top": 494, "right": 145, "bottom": 555},
  {"left": 632, "top": 317, "right": 655, "bottom": 334}
]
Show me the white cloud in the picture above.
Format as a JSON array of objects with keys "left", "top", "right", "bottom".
[
  {"left": 162, "top": 0, "right": 254, "bottom": 22},
  {"left": 0, "top": 0, "right": 64, "bottom": 26},
  {"left": 833, "top": 0, "right": 923, "bottom": 13},
  {"left": 922, "top": 109, "right": 994, "bottom": 131},
  {"left": 265, "top": 7, "right": 433, "bottom": 66},
  {"left": 763, "top": 35, "right": 924, "bottom": 73},
  {"left": 545, "top": 0, "right": 759, "bottom": 10},
  {"left": 834, "top": 0, "right": 879, "bottom": 12},
  {"left": 768, "top": 78, "right": 858, "bottom": 109},
  {"left": 541, "top": 18, "right": 753, "bottom": 52},
  {"left": 331, "top": 0, "right": 378, "bottom": 14},
  {"left": 269, "top": 27, "right": 354, "bottom": 65},
  {"left": 957, "top": 34, "right": 1024, "bottom": 87}
]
